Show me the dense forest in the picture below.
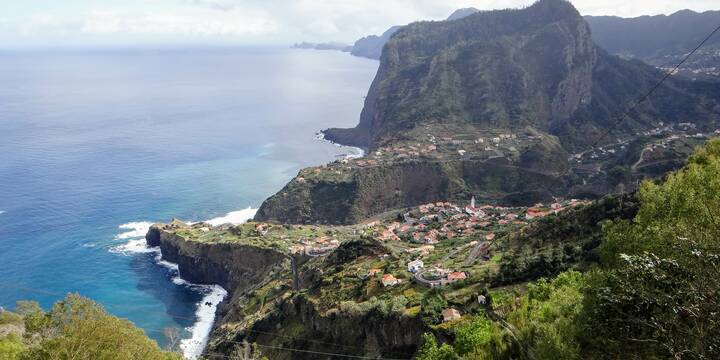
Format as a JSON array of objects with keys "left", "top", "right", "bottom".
[{"left": 416, "top": 139, "right": 720, "bottom": 359}]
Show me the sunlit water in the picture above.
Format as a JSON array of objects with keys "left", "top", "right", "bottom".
[{"left": 0, "top": 47, "right": 376, "bottom": 357}]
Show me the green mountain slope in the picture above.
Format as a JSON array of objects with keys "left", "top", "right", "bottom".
[{"left": 325, "top": 0, "right": 720, "bottom": 152}]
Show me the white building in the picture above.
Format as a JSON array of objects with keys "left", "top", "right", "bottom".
[{"left": 408, "top": 259, "right": 424, "bottom": 273}]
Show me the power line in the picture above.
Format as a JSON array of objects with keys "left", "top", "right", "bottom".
[
  {"left": 587, "top": 22, "right": 720, "bottom": 149},
  {"left": 202, "top": 340, "right": 408, "bottom": 360},
  {"left": 0, "top": 280, "right": 414, "bottom": 358}
]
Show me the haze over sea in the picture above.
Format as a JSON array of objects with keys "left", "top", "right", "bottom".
[{"left": 0, "top": 47, "right": 377, "bottom": 356}]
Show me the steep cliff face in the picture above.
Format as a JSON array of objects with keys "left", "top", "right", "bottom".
[
  {"left": 210, "top": 295, "right": 423, "bottom": 359},
  {"left": 146, "top": 223, "right": 288, "bottom": 293},
  {"left": 324, "top": 0, "right": 720, "bottom": 151},
  {"left": 255, "top": 157, "right": 571, "bottom": 225}
]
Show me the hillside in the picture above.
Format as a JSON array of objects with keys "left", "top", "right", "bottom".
[
  {"left": 156, "top": 140, "right": 720, "bottom": 359},
  {"left": 325, "top": 0, "right": 720, "bottom": 152},
  {"left": 258, "top": 0, "right": 720, "bottom": 225},
  {"left": 585, "top": 10, "right": 720, "bottom": 76},
  {"left": 350, "top": 26, "right": 403, "bottom": 59}
]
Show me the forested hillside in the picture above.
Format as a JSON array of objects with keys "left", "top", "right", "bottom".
[{"left": 416, "top": 138, "right": 720, "bottom": 359}]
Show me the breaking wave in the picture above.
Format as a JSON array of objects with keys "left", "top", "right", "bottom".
[{"left": 109, "top": 208, "right": 255, "bottom": 359}]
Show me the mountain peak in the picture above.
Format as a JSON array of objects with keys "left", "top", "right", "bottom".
[
  {"left": 447, "top": 7, "right": 480, "bottom": 21},
  {"left": 324, "top": 0, "right": 720, "bottom": 154}
]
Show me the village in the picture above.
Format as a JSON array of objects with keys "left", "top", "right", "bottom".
[
  {"left": 570, "top": 122, "right": 720, "bottom": 165},
  {"left": 311, "top": 128, "right": 551, "bottom": 176},
  {"left": 176, "top": 194, "right": 589, "bottom": 324},
  {"left": 349, "top": 196, "right": 589, "bottom": 321}
]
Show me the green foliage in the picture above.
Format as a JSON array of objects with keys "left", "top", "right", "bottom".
[
  {"left": 416, "top": 333, "right": 459, "bottom": 360},
  {"left": 14, "top": 301, "right": 47, "bottom": 334},
  {"left": 586, "top": 139, "right": 720, "bottom": 359},
  {"left": 0, "top": 334, "right": 25, "bottom": 360},
  {"left": 2, "top": 294, "right": 180, "bottom": 360},
  {"left": 601, "top": 139, "right": 720, "bottom": 267},
  {"left": 583, "top": 252, "right": 720, "bottom": 359},
  {"left": 497, "top": 193, "right": 639, "bottom": 285},
  {"left": 421, "top": 290, "right": 448, "bottom": 325},
  {"left": 0, "top": 312, "right": 23, "bottom": 327},
  {"left": 453, "top": 315, "right": 497, "bottom": 356}
]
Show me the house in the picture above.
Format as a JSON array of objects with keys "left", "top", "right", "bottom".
[
  {"left": 485, "top": 233, "right": 496, "bottom": 241},
  {"left": 478, "top": 295, "right": 487, "bottom": 305},
  {"left": 255, "top": 223, "right": 268, "bottom": 235},
  {"left": 408, "top": 259, "right": 424, "bottom": 273},
  {"left": 289, "top": 245, "right": 305, "bottom": 254},
  {"left": 382, "top": 274, "right": 400, "bottom": 287},
  {"left": 442, "top": 308, "right": 462, "bottom": 322},
  {"left": 447, "top": 272, "right": 467, "bottom": 282},
  {"left": 368, "top": 268, "right": 382, "bottom": 276}
]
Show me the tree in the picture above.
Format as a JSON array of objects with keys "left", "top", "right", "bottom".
[
  {"left": 583, "top": 252, "right": 720, "bottom": 359},
  {"left": 16, "top": 294, "right": 181, "bottom": 360},
  {"left": 416, "top": 333, "right": 458, "bottom": 360},
  {"left": 586, "top": 139, "right": 720, "bottom": 359},
  {"left": 421, "top": 290, "right": 448, "bottom": 325},
  {"left": 453, "top": 315, "right": 500, "bottom": 357}
]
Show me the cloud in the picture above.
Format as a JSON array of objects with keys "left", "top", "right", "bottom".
[
  {"left": 0, "top": 0, "right": 718, "bottom": 47},
  {"left": 184, "top": 0, "right": 238, "bottom": 12},
  {"left": 80, "top": 11, "right": 276, "bottom": 37}
]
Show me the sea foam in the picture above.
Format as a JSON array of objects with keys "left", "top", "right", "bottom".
[
  {"left": 110, "top": 208, "right": 255, "bottom": 359},
  {"left": 179, "top": 285, "right": 228, "bottom": 360},
  {"left": 205, "top": 207, "right": 257, "bottom": 226},
  {"left": 316, "top": 130, "right": 365, "bottom": 159}
]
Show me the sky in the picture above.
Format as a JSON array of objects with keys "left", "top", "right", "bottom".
[{"left": 1, "top": 0, "right": 718, "bottom": 49}]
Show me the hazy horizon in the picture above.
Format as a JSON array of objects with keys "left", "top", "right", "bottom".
[{"left": 2, "top": 0, "right": 718, "bottom": 50}]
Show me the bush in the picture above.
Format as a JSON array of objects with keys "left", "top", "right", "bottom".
[{"left": 6, "top": 294, "right": 181, "bottom": 360}]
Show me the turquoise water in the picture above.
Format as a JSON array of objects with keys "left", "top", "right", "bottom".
[{"left": 0, "top": 47, "right": 377, "bottom": 354}]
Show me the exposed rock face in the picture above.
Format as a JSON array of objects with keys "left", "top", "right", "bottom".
[
  {"left": 211, "top": 295, "right": 423, "bottom": 360},
  {"left": 350, "top": 26, "right": 402, "bottom": 60},
  {"left": 302, "top": 0, "right": 720, "bottom": 225},
  {"left": 325, "top": 0, "right": 720, "bottom": 151},
  {"left": 255, "top": 156, "right": 571, "bottom": 225},
  {"left": 145, "top": 222, "right": 290, "bottom": 324}
]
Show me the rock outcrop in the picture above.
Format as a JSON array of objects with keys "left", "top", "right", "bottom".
[
  {"left": 325, "top": 0, "right": 720, "bottom": 151},
  {"left": 255, "top": 155, "right": 571, "bottom": 225},
  {"left": 145, "top": 221, "right": 291, "bottom": 335},
  {"left": 210, "top": 294, "right": 423, "bottom": 360}
]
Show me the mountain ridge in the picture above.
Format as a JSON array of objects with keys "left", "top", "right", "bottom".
[
  {"left": 324, "top": 0, "right": 720, "bottom": 152},
  {"left": 258, "top": 0, "right": 720, "bottom": 225}
]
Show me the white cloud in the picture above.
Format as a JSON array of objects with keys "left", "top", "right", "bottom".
[
  {"left": 79, "top": 11, "right": 276, "bottom": 37},
  {"left": 0, "top": 0, "right": 717, "bottom": 48}
]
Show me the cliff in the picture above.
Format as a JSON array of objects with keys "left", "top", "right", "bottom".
[
  {"left": 147, "top": 223, "right": 428, "bottom": 358},
  {"left": 211, "top": 294, "right": 424, "bottom": 359},
  {"left": 324, "top": 0, "right": 720, "bottom": 151},
  {"left": 350, "top": 26, "right": 402, "bottom": 60},
  {"left": 145, "top": 220, "right": 292, "bottom": 333},
  {"left": 255, "top": 155, "right": 571, "bottom": 225},
  {"left": 279, "top": 0, "right": 720, "bottom": 225}
]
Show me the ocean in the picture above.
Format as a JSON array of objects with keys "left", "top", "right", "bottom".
[{"left": 0, "top": 47, "right": 377, "bottom": 358}]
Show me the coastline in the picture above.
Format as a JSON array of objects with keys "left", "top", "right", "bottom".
[
  {"left": 316, "top": 130, "right": 366, "bottom": 159},
  {"left": 110, "top": 208, "right": 257, "bottom": 360},
  {"left": 110, "top": 134, "right": 365, "bottom": 359}
]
